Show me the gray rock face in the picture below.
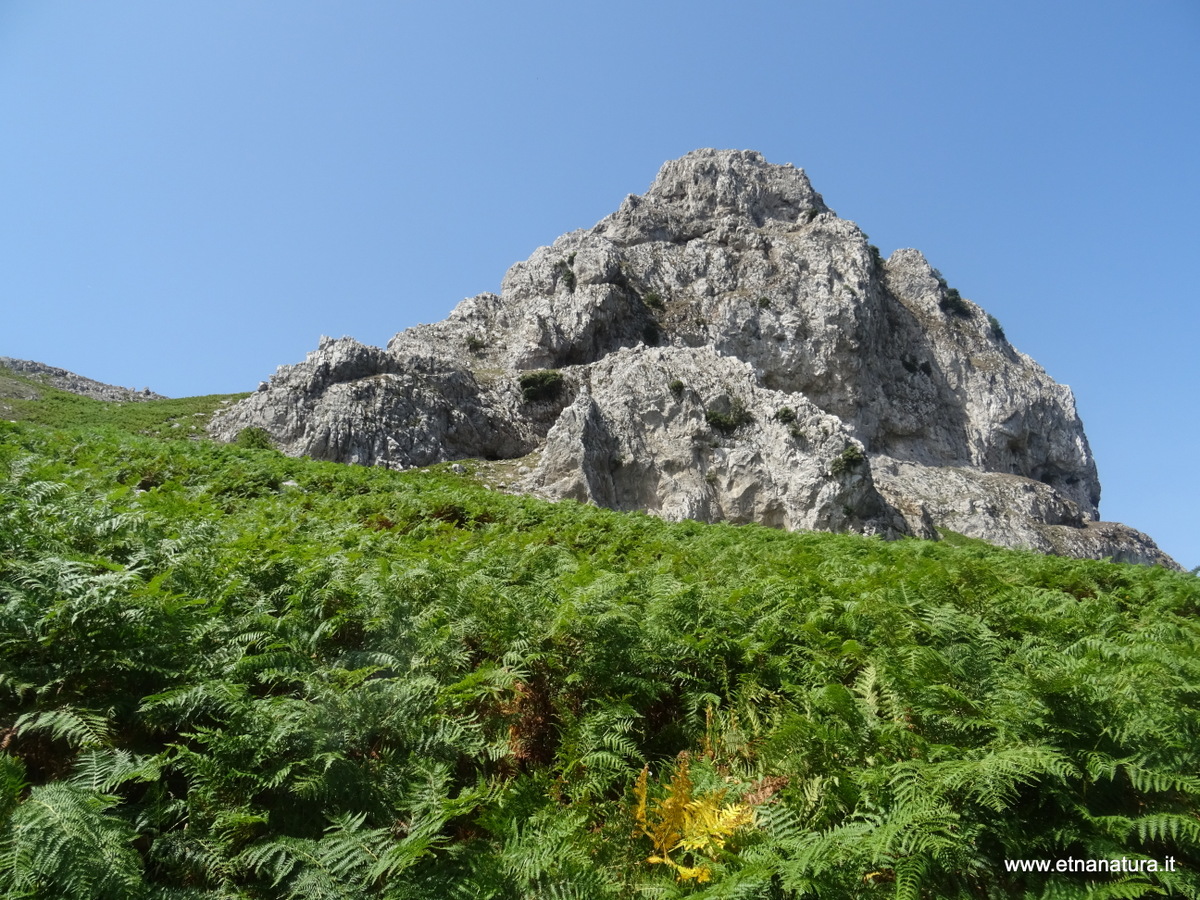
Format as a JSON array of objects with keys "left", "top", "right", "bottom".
[
  {"left": 210, "top": 149, "right": 1175, "bottom": 567},
  {"left": 0, "top": 358, "right": 165, "bottom": 402}
]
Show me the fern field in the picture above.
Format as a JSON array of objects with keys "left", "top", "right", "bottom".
[{"left": 1, "top": 421, "right": 1198, "bottom": 899}]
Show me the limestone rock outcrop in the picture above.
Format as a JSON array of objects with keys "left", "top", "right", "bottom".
[
  {"left": 0, "top": 357, "right": 164, "bottom": 402},
  {"left": 210, "top": 150, "right": 1175, "bottom": 567}
]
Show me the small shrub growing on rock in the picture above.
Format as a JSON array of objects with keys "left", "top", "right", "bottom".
[
  {"left": 773, "top": 406, "right": 796, "bottom": 424},
  {"left": 519, "top": 370, "right": 565, "bottom": 404},
  {"left": 830, "top": 444, "right": 865, "bottom": 476},
  {"left": 669, "top": 379, "right": 685, "bottom": 397},
  {"left": 555, "top": 259, "right": 577, "bottom": 292},
  {"left": 987, "top": 313, "right": 1006, "bottom": 341},
  {"left": 465, "top": 335, "right": 486, "bottom": 354},
  {"left": 706, "top": 399, "right": 754, "bottom": 434},
  {"left": 756, "top": 296, "right": 772, "bottom": 309},
  {"left": 234, "top": 426, "right": 274, "bottom": 450},
  {"left": 643, "top": 291, "right": 665, "bottom": 311},
  {"left": 939, "top": 286, "right": 972, "bottom": 318}
]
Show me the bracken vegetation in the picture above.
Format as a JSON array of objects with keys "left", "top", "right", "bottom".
[{"left": 1, "top": 420, "right": 1198, "bottom": 898}]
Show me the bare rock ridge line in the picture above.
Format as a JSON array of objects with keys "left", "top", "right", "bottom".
[
  {"left": 210, "top": 149, "right": 1175, "bottom": 567},
  {"left": 0, "top": 357, "right": 165, "bottom": 402}
]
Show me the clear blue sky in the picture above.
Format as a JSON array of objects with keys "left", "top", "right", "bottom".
[{"left": 2, "top": 1, "right": 1196, "bottom": 568}]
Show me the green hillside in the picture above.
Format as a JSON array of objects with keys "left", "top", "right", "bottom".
[
  {"left": 0, "top": 367, "right": 246, "bottom": 438},
  {"left": 1, "top": 420, "right": 1198, "bottom": 898}
]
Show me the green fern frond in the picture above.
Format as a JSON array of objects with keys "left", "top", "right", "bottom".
[
  {"left": 1084, "top": 879, "right": 1168, "bottom": 899},
  {"left": 0, "top": 753, "right": 27, "bottom": 822},
  {"left": 0, "top": 782, "right": 144, "bottom": 899},
  {"left": 894, "top": 853, "right": 929, "bottom": 900},
  {"left": 1133, "top": 813, "right": 1200, "bottom": 846},
  {"left": 1123, "top": 761, "right": 1200, "bottom": 796},
  {"left": 15, "top": 706, "right": 113, "bottom": 749},
  {"left": 933, "top": 746, "right": 1077, "bottom": 813},
  {"left": 70, "top": 748, "right": 161, "bottom": 793}
]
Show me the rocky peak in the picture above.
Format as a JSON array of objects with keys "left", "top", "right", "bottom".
[
  {"left": 210, "top": 150, "right": 1176, "bottom": 568},
  {"left": 596, "top": 149, "right": 829, "bottom": 245}
]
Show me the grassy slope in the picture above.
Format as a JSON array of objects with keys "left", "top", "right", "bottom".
[
  {"left": 0, "top": 367, "right": 247, "bottom": 438},
  {"left": 0, "top": 421, "right": 1198, "bottom": 898}
]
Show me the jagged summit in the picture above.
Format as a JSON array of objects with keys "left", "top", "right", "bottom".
[
  {"left": 210, "top": 150, "right": 1175, "bottom": 567},
  {"left": 596, "top": 149, "right": 830, "bottom": 243}
]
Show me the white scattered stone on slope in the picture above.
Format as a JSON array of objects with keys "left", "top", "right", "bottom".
[{"left": 210, "top": 149, "right": 1175, "bottom": 567}]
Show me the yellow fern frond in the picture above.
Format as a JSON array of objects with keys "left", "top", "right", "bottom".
[
  {"left": 672, "top": 862, "right": 713, "bottom": 882},
  {"left": 633, "top": 755, "right": 757, "bottom": 881},
  {"left": 679, "top": 794, "right": 754, "bottom": 855},
  {"left": 633, "top": 766, "right": 650, "bottom": 837}
]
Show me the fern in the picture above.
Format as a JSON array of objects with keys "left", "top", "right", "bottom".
[
  {"left": 2, "top": 421, "right": 1200, "bottom": 896},
  {"left": 0, "top": 782, "right": 144, "bottom": 899},
  {"left": 15, "top": 706, "right": 114, "bottom": 749},
  {"left": 634, "top": 756, "right": 755, "bottom": 882},
  {"left": 70, "top": 748, "right": 161, "bottom": 793}
]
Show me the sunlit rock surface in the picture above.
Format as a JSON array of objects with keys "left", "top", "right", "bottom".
[{"left": 211, "top": 150, "right": 1175, "bottom": 567}]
